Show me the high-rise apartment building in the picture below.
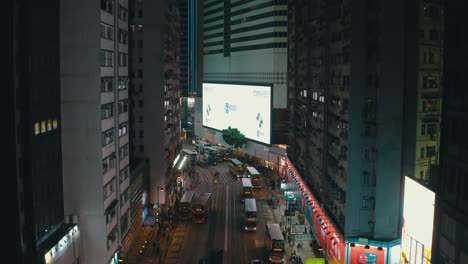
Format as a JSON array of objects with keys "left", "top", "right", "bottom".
[
  {"left": 432, "top": 1, "right": 468, "bottom": 263},
  {"left": 197, "top": 0, "right": 289, "bottom": 162},
  {"left": 414, "top": 0, "right": 444, "bottom": 182},
  {"left": 288, "top": 0, "right": 419, "bottom": 262},
  {"left": 9, "top": 0, "right": 80, "bottom": 263},
  {"left": 129, "top": 0, "right": 181, "bottom": 206},
  {"left": 180, "top": 0, "right": 204, "bottom": 139},
  {"left": 61, "top": 0, "right": 131, "bottom": 262}
]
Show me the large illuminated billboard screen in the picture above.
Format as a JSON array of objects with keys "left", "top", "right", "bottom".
[
  {"left": 402, "top": 176, "right": 435, "bottom": 264},
  {"left": 202, "top": 83, "right": 271, "bottom": 144}
]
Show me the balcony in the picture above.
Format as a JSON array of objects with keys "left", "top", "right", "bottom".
[
  {"left": 101, "top": 117, "right": 114, "bottom": 132},
  {"left": 119, "top": 112, "right": 128, "bottom": 123},
  {"left": 103, "top": 168, "right": 116, "bottom": 186},
  {"left": 102, "top": 142, "right": 115, "bottom": 159},
  {"left": 120, "top": 176, "right": 130, "bottom": 193},
  {"left": 106, "top": 213, "right": 117, "bottom": 237},
  {"left": 101, "top": 91, "right": 114, "bottom": 105},
  {"left": 120, "top": 200, "right": 130, "bottom": 217},
  {"left": 119, "top": 134, "right": 129, "bottom": 147},
  {"left": 104, "top": 191, "right": 117, "bottom": 211},
  {"left": 118, "top": 89, "right": 128, "bottom": 100}
]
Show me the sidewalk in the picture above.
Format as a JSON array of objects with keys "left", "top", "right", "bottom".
[{"left": 269, "top": 186, "right": 316, "bottom": 263}]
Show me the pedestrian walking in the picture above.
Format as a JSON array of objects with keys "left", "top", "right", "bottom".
[{"left": 297, "top": 242, "right": 302, "bottom": 251}]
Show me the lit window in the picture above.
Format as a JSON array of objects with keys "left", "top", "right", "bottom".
[
  {"left": 53, "top": 120, "right": 58, "bottom": 129},
  {"left": 34, "top": 122, "right": 40, "bottom": 135},
  {"left": 47, "top": 120, "right": 52, "bottom": 131},
  {"left": 41, "top": 121, "right": 46, "bottom": 133}
]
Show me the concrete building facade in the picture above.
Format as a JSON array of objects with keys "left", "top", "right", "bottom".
[
  {"left": 287, "top": 0, "right": 419, "bottom": 261},
  {"left": 129, "top": 0, "right": 182, "bottom": 206},
  {"left": 60, "top": 0, "right": 131, "bottom": 262},
  {"left": 431, "top": 1, "right": 468, "bottom": 263}
]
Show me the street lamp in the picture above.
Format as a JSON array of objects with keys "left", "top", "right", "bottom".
[{"left": 155, "top": 186, "right": 164, "bottom": 210}]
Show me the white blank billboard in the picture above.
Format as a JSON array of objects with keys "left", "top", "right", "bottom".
[
  {"left": 202, "top": 83, "right": 271, "bottom": 144},
  {"left": 402, "top": 176, "right": 435, "bottom": 264}
]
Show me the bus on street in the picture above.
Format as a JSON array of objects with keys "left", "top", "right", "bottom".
[
  {"left": 179, "top": 191, "right": 196, "bottom": 221},
  {"left": 192, "top": 193, "right": 212, "bottom": 224},
  {"left": 182, "top": 148, "right": 197, "bottom": 166},
  {"left": 241, "top": 178, "right": 253, "bottom": 203},
  {"left": 246, "top": 166, "right": 262, "bottom": 189},
  {"left": 212, "top": 145, "right": 231, "bottom": 161},
  {"left": 203, "top": 147, "right": 220, "bottom": 165},
  {"left": 264, "top": 223, "right": 285, "bottom": 263},
  {"left": 243, "top": 198, "right": 257, "bottom": 231},
  {"left": 229, "top": 158, "right": 245, "bottom": 178}
]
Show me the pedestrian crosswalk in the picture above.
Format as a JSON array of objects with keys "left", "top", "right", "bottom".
[{"left": 194, "top": 162, "right": 239, "bottom": 185}]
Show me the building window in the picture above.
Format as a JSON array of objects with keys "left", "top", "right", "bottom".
[
  {"left": 137, "top": 24, "right": 143, "bottom": 32},
  {"left": 103, "top": 178, "right": 115, "bottom": 199},
  {"left": 100, "top": 23, "right": 114, "bottom": 40},
  {"left": 53, "top": 120, "right": 58, "bottom": 129},
  {"left": 101, "top": 0, "right": 114, "bottom": 15},
  {"left": 118, "top": 53, "right": 128, "bottom": 67},
  {"left": 120, "top": 144, "right": 129, "bottom": 160},
  {"left": 101, "top": 103, "right": 114, "bottom": 120},
  {"left": 138, "top": 57, "right": 143, "bottom": 63},
  {"left": 139, "top": 115, "right": 143, "bottom": 122},
  {"left": 138, "top": 40, "right": 143, "bottom": 48},
  {"left": 429, "top": 29, "right": 439, "bottom": 41},
  {"left": 105, "top": 203, "right": 117, "bottom": 224},
  {"left": 362, "top": 171, "right": 369, "bottom": 185},
  {"left": 34, "top": 122, "right": 40, "bottom": 135},
  {"left": 120, "top": 189, "right": 129, "bottom": 208},
  {"left": 423, "top": 75, "right": 438, "bottom": 89},
  {"left": 138, "top": 9, "right": 143, "bottom": 18},
  {"left": 100, "top": 50, "right": 113, "bottom": 67},
  {"left": 119, "top": 5, "right": 128, "bottom": 21},
  {"left": 361, "top": 196, "right": 369, "bottom": 209},
  {"left": 118, "top": 99, "right": 128, "bottom": 113},
  {"left": 422, "top": 99, "right": 439, "bottom": 112},
  {"left": 139, "top": 130, "right": 144, "bottom": 138},
  {"left": 102, "top": 153, "right": 116, "bottom": 174},
  {"left": 139, "top": 144, "right": 144, "bottom": 152},
  {"left": 138, "top": 100, "right": 143, "bottom": 108},
  {"left": 107, "top": 226, "right": 118, "bottom": 249},
  {"left": 118, "top": 77, "right": 128, "bottom": 90},
  {"left": 138, "top": 69, "right": 143, "bottom": 78},
  {"left": 118, "top": 29, "right": 128, "bottom": 44},
  {"left": 118, "top": 122, "right": 128, "bottom": 137},
  {"left": 102, "top": 129, "right": 115, "bottom": 146},
  {"left": 428, "top": 49, "right": 435, "bottom": 64},
  {"left": 119, "top": 166, "right": 129, "bottom": 183},
  {"left": 120, "top": 211, "right": 129, "bottom": 234},
  {"left": 101, "top": 77, "right": 114, "bottom": 92},
  {"left": 426, "top": 146, "right": 436, "bottom": 157},
  {"left": 420, "top": 147, "right": 425, "bottom": 158},
  {"left": 138, "top": 84, "right": 143, "bottom": 92},
  {"left": 40, "top": 121, "right": 46, "bottom": 133},
  {"left": 427, "top": 123, "right": 437, "bottom": 136}
]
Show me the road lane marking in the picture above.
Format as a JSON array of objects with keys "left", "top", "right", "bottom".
[{"left": 224, "top": 185, "right": 229, "bottom": 253}]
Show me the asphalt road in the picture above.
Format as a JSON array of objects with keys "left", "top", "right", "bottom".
[{"left": 164, "top": 161, "right": 277, "bottom": 264}]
